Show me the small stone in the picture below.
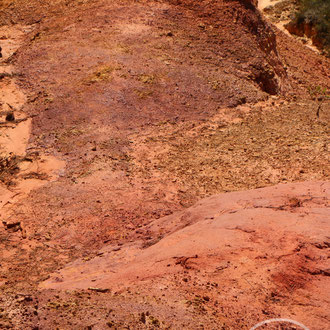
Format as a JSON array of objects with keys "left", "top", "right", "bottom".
[
  {"left": 3, "top": 221, "right": 21, "bottom": 230},
  {"left": 21, "top": 229, "right": 27, "bottom": 239},
  {"left": 88, "top": 287, "right": 110, "bottom": 293},
  {"left": 5, "top": 112, "right": 15, "bottom": 122},
  {"left": 140, "top": 312, "right": 146, "bottom": 324}
]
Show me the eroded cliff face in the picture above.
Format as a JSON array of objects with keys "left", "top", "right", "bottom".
[
  {"left": 0, "top": 0, "right": 329, "bottom": 329},
  {"left": 259, "top": 0, "right": 329, "bottom": 55},
  {"left": 285, "top": 20, "right": 324, "bottom": 48},
  {"left": 168, "top": 0, "right": 288, "bottom": 95},
  {"left": 239, "top": 0, "right": 288, "bottom": 94}
]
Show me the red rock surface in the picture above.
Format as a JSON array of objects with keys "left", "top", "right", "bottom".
[
  {"left": 43, "top": 181, "right": 330, "bottom": 289},
  {"left": 41, "top": 181, "right": 330, "bottom": 328}
]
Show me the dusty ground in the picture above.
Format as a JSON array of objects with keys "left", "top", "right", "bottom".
[{"left": 0, "top": 0, "right": 329, "bottom": 328}]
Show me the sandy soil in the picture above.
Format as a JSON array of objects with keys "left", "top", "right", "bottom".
[
  {"left": 0, "top": 25, "right": 65, "bottom": 237},
  {"left": 258, "top": 0, "right": 281, "bottom": 11}
]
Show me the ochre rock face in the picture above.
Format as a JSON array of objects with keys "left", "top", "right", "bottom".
[
  {"left": 41, "top": 181, "right": 330, "bottom": 329},
  {"left": 43, "top": 181, "right": 330, "bottom": 290},
  {"left": 285, "top": 20, "right": 323, "bottom": 48},
  {"left": 1, "top": 0, "right": 329, "bottom": 328},
  {"left": 244, "top": 0, "right": 259, "bottom": 7}
]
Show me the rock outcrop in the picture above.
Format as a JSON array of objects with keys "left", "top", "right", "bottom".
[
  {"left": 285, "top": 20, "right": 324, "bottom": 48},
  {"left": 42, "top": 181, "right": 330, "bottom": 329}
]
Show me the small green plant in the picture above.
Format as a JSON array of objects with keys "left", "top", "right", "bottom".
[{"left": 307, "top": 85, "right": 329, "bottom": 99}]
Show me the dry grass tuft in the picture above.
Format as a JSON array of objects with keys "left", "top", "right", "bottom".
[
  {"left": 84, "top": 64, "right": 121, "bottom": 85},
  {"left": 0, "top": 155, "right": 22, "bottom": 186}
]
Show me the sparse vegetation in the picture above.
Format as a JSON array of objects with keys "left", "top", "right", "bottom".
[
  {"left": 134, "top": 88, "right": 153, "bottom": 99},
  {"left": 134, "top": 101, "right": 329, "bottom": 199},
  {"left": 138, "top": 74, "right": 155, "bottom": 84},
  {"left": 295, "top": 0, "right": 330, "bottom": 54},
  {"left": 307, "top": 85, "right": 329, "bottom": 99}
]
